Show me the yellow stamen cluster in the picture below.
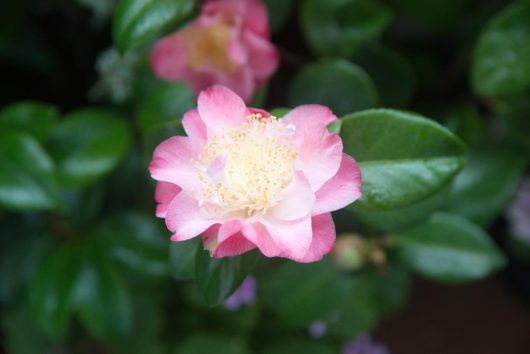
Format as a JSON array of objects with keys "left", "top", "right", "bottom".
[
  {"left": 196, "top": 114, "right": 298, "bottom": 217},
  {"left": 181, "top": 20, "right": 236, "bottom": 73}
]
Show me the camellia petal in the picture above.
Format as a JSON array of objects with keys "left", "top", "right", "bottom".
[
  {"left": 260, "top": 216, "right": 313, "bottom": 260},
  {"left": 271, "top": 172, "right": 316, "bottom": 221},
  {"left": 312, "top": 154, "right": 363, "bottom": 215},
  {"left": 241, "top": 223, "right": 283, "bottom": 258},
  {"left": 154, "top": 181, "right": 181, "bottom": 218},
  {"left": 182, "top": 109, "right": 207, "bottom": 142},
  {"left": 296, "top": 213, "right": 336, "bottom": 263},
  {"left": 148, "top": 136, "right": 203, "bottom": 194},
  {"left": 166, "top": 192, "right": 218, "bottom": 242},
  {"left": 197, "top": 85, "right": 248, "bottom": 136},
  {"left": 213, "top": 232, "right": 257, "bottom": 257},
  {"left": 283, "top": 105, "right": 343, "bottom": 191},
  {"left": 149, "top": 85, "right": 362, "bottom": 263}
]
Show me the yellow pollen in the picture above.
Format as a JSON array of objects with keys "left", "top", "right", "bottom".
[
  {"left": 196, "top": 114, "right": 298, "bottom": 217},
  {"left": 181, "top": 20, "right": 236, "bottom": 73}
]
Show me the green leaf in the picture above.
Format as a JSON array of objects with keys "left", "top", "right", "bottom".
[
  {"left": 174, "top": 333, "right": 248, "bottom": 354},
  {"left": 289, "top": 60, "right": 378, "bottom": 116},
  {"left": 443, "top": 146, "right": 527, "bottom": 227},
  {"left": 354, "top": 187, "right": 447, "bottom": 232},
  {"left": 301, "top": 0, "right": 392, "bottom": 58},
  {"left": 341, "top": 109, "right": 467, "bottom": 211},
  {"left": 169, "top": 238, "right": 200, "bottom": 280},
  {"left": 261, "top": 260, "right": 346, "bottom": 327},
  {"left": 47, "top": 108, "right": 132, "bottom": 186},
  {"left": 391, "top": 213, "right": 507, "bottom": 283},
  {"left": 97, "top": 212, "right": 169, "bottom": 276},
  {"left": 0, "top": 132, "right": 61, "bottom": 211},
  {"left": 137, "top": 81, "right": 195, "bottom": 134},
  {"left": 29, "top": 245, "right": 82, "bottom": 338},
  {"left": 195, "top": 249, "right": 259, "bottom": 306},
  {"left": 113, "top": 0, "right": 195, "bottom": 53},
  {"left": 353, "top": 43, "right": 415, "bottom": 107},
  {"left": 471, "top": 1, "right": 530, "bottom": 96},
  {"left": 74, "top": 243, "right": 133, "bottom": 340},
  {"left": 0, "top": 101, "right": 59, "bottom": 141}
]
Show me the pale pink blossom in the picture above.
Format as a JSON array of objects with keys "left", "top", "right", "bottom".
[
  {"left": 149, "top": 85, "right": 362, "bottom": 262},
  {"left": 150, "top": 0, "right": 279, "bottom": 102}
]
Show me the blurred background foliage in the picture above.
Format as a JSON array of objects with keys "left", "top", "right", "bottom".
[{"left": 1, "top": 0, "right": 530, "bottom": 353}]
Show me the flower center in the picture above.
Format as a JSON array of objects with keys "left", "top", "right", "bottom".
[
  {"left": 196, "top": 114, "right": 298, "bottom": 217},
  {"left": 181, "top": 20, "right": 236, "bottom": 73}
]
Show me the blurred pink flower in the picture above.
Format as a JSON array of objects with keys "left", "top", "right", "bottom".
[
  {"left": 150, "top": 0, "right": 279, "bottom": 102},
  {"left": 149, "top": 85, "right": 362, "bottom": 262},
  {"left": 224, "top": 276, "right": 256, "bottom": 310}
]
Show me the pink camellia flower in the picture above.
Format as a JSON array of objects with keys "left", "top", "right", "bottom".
[
  {"left": 150, "top": 0, "right": 279, "bottom": 102},
  {"left": 149, "top": 85, "right": 362, "bottom": 262}
]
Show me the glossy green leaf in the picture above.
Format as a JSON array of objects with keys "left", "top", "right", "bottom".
[
  {"left": 47, "top": 108, "right": 132, "bottom": 186},
  {"left": 341, "top": 109, "right": 467, "bottom": 211},
  {"left": 471, "top": 1, "right": 530, "bottom": 96},
  {"left": 354, "top": 187, "right": 447, "bottom": 232},
  {"left": 289, "top": 60, "right": 378, "bottom": 116},
  {"left": 74, "top": 244, "right": 133, "bottom": 340},
  {"left": 391, "top": 213, "right": 507, "bottom": 283},
  {"left": 29, "top": 245, "right": 82, "bottom": 338},
  {"left": 443, "top": 146, "right": 527, "bottom": 227},
  {"left": 97, "top": 212, "right": 169, "bottom": 276},
  {"left": 169, "top": 238, "right": 200, "bottom": 280},
  {"left": 353, "top": 43, "right": 415, "bottom": 107},
  {"left": 195, "top": 249, "right": 259, "bottom": 306},
  {"left": 113, "top": 0, "right": 195, "bottom": 53},
  {"left": 261, "top": 260, "right": 346, "bottom": 327},
  {"left": 301, "top": 0, "right": 392, "bottom": 58},
  {"left": 137, "top": 81, "right": 194, "bottom": 134},
  {"left": 0, "top": 132, "right": 61, "bottom": 211},
  {"left": 0, "top": 101, "right": 59, "bottom": 141}
]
